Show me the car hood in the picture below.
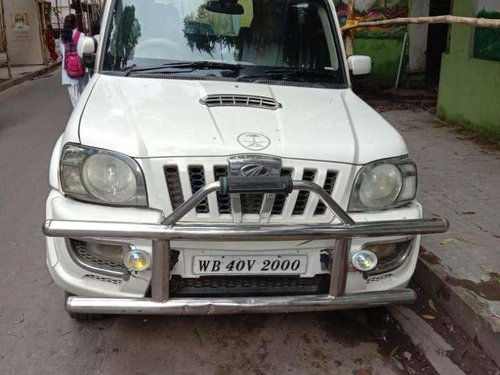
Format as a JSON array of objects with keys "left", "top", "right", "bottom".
[{"left": 79, "top": 75, "right": 407, "bottom": 164}]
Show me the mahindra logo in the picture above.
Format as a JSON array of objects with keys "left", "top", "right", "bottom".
[{"left": 240, "top": 164, "right": 270, "bottom": 177}]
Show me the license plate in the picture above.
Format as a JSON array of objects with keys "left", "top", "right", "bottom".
[{"left": 193, "top": 255, "right": 308, "bottom": 275}]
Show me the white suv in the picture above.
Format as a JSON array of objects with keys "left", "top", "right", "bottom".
[{"left": 44, "top": 0, "right": 448, "bottom": 318}]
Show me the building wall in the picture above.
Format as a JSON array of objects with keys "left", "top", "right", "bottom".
[
  {"left": 437, "top": 0, "right": 500, "bottom": 139},
  {"left": 3, "top": 0, "right": 44, "bottom": 65},
  {"left": 408, "top": 0, "right": 429, "bottom": 74}
]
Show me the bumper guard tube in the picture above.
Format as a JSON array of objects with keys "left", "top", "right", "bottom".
[
  {"left": 44, "top": 178, "right": 449, "bottom": 315},
  {"left": 66, "top": 289, "right": 417, "bottom": 315}
]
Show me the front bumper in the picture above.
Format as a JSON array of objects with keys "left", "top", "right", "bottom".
[
  {"left": 66, "top": 289, "right": 416, "bottom": 315},
  {"left": 44, "top": 178, "right": 448, "bottom": 315}
]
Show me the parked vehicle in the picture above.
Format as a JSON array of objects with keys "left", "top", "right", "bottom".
[{"left": 43, "top": 0, "right": 448, "bottom": 319}]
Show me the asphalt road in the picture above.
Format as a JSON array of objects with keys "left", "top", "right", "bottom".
[{"left": 0, "top": 71, "right": 484, "bottom": 375}]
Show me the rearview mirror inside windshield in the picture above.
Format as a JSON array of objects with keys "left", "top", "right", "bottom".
[{"left": 205, "top": 0, "right": 244, "bottom": 15}]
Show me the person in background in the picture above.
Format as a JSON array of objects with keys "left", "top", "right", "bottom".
[
  {"left": 91, "top": 17, "right": 101, "bottom": 43},
  {"left": 45, "top": 24, "right": 59, "bottom": 62},
  {"left": 61, "top": 14, "right": 87, "bottom": 107}
]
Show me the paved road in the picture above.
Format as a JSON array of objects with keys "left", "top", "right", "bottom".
[{"left": 0, "top": 72, "right": 489, "bottom": 375}]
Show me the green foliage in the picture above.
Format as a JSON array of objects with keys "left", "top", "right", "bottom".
[
  {"left": 183, "top": 5, "right": 237, "bottom": 58},
  {"left": 109, "top": 4, "right": 142, "bottom": 69},
  {"left": 52, "top": 7, "right": 62, "bottom": 17}
]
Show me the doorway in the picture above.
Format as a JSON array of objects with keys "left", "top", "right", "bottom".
[{"left": 425, "top": 0, "right": 452, "bottom": 85}]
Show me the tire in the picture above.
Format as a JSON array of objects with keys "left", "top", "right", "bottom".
[{"left": 64, "top": 291, "right": 104, "bottom": 321}]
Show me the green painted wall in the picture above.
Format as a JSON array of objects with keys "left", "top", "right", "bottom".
[
  {"left": 437, "top": 0, "right": 500, "bottom": 139},
  {"left": 438, "top": 56, "right": 500, "bottom": 139},
  {"left": 354, "top": 38, "right": 404, "bottom": 89}
]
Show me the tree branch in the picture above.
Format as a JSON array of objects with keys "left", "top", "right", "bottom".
[{"left": 342, "top": 15, "right": 500, "bottom": 31}]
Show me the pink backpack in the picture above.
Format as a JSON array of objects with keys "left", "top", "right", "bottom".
[{"left": 64, "top": 31, "right": 85, "bottom": 78}]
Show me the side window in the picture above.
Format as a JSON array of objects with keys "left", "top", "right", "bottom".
[{"left": 103, "top": 1, "right": 142, "bottom": 70}]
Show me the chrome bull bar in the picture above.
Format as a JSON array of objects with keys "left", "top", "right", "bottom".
[{"left": 43, "top": 178, "right": 449, "bottom": 314}]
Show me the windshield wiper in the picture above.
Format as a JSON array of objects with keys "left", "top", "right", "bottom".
[
  {"left": 237, "top": 68, "right": 335, "bottom": 82},
  {"left": 123, "top": 61, "right": 245, "bottom": 76}
]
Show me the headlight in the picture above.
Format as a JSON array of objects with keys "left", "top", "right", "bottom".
[
  {"left": 349, "top": 156, "right": 417, "bottom": 211},
  {"left": 60, "top": 144, "right": 148, "bottom": 206},
  {"left": 82, "top": 154, "right": 137, "bottom": 203}
]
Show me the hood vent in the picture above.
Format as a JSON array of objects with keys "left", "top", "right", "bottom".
[{"left": 201, "top": 95, "right": 282, "bottom": 110}]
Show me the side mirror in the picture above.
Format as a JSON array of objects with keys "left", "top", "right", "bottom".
[
  {"left": 77, "top": 36, "right": 97, "bottom": 70},
  {"left": 347, "top": 55, "right": 372, "bottom": 76},
  {"left": 77, "top": 36, "right": 96, "bottom": 58}
]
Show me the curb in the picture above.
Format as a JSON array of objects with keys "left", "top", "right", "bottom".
[
  {"left": 414, "top": 249, "right": 500, "bottom": 367},
  {"left": 0, "top": 62, "right": 61, "bottom": 93}
]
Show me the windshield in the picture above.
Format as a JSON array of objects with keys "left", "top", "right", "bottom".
[{"left": 102, "top": 0, "right": 345, "bottom": 86}]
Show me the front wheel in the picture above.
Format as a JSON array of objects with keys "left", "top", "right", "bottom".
[{"left": 64, "top": 292, "right": 104, "bottom": 321}]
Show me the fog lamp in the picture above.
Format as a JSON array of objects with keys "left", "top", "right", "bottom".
[
  {"left": 351, "top": 250, "right": 378, "bottom": 272},
  {"left": 124, "top": 250, "right": 151, "bottom": 272}
]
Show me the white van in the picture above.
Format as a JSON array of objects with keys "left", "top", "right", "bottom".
[{"left": 43, "top": 0, "right": 448, "bottom": 319}]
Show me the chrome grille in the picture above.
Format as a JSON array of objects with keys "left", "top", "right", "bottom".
[
  {"left": 293, "top": 169, "right": 316, "bottom": 215},
  {"left": 201, "top": 95, "right": 282, "bottom": 110},
  {"left": 188, "top": 166, "right": 209, "bottom": 213},
  {"left": 272, "top": 168, "right": 293, "bottom": 215},
  {"left": 164, "top": 160, "right": 338, "bottom": 222},
  {"left": 314, "top": 171, "right": 337, "bottom": 215},
  {"left": 164, "top": 166, "right": 184, "bottom": 210},
  {"left": 240, "top": 194, "right": 263, "bottom": 214},
  {"left": 214, "top": 166, "right": 231, "bottom": 214}
]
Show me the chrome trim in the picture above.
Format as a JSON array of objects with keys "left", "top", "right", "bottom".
[
  {"left": 293, "top": 181, "right": 355, "bottom": 225},
  {"left": 161, "top": 181, "right": 357, "bottom": 226},
  {"left": 161, "top": 181, "right": 220, "bottom": 225},
  {"left": 230, "top": 193, "right": 243, "bottom": 224},
  {"left": 362, "top": 235, "right": 415, "bottom": 246},
  {"left": 366, "top": 239, "right": 414, "bottom": 276},
  {"left": 66, "top": 239, "right": 128, "bottom": 279},
  {"left": 45, "top": 179, "right": 448, "bottom": 312},
  {"left": 65, "top": 289, "right": 416, "bottom": 315},
  {"left": 152, "top": 239, "right": 170, "bottom": 302},
  {"left": 73, "top": 237, "right": 136, "bottom": 247},
  {"left": 260, "top": 193, "right": 276, "bottom": 223},
  {"left": 330, "top": 239, "right": 350, "bottom": 296},
  {"left": 44, "top": 218, "right": 449, "bottom": 241}
]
